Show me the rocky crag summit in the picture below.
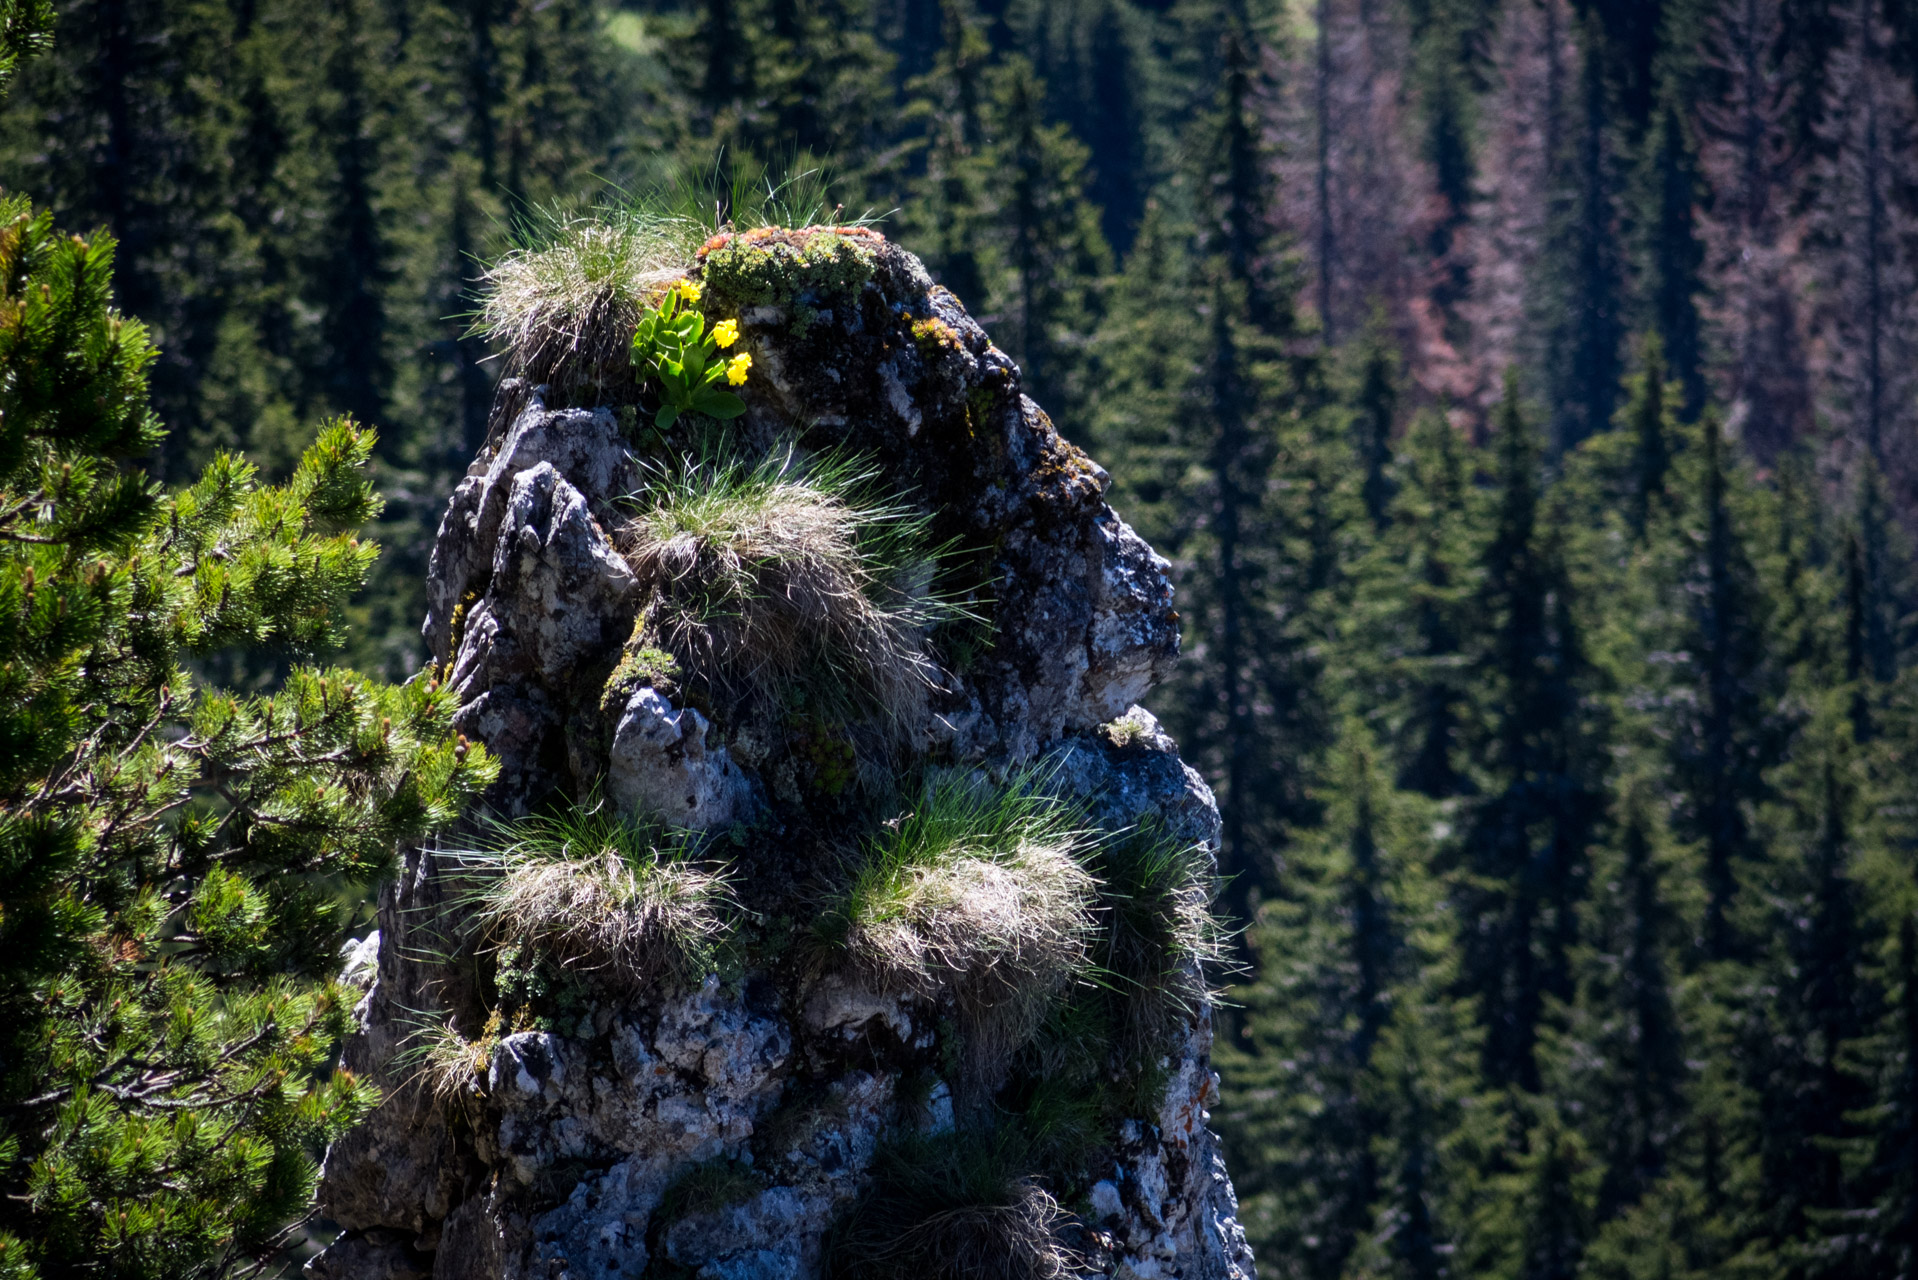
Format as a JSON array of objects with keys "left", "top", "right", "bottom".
[{"left": 311, "top": 225, "right": 1256, "bottom": 1280}]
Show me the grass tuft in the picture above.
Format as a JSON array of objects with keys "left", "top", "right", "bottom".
[
  {"left": 822, "top": 773, "right": 1097, "bottom": 1078},
  {"left": 825, "top": 1135, "right": 1077, "bottom": 1280},
  {"left": 446, "top": 801, "right": 734, "bottom": 991},
  {"left": 621, "top": 444, "right": 952, "bottom": 729},
  {"left": 394, "top": 1008, "right": 500, "bottom": 1109},
  {"left": 474, "top": 156, "right": 881, "bottom": 398},
  {"left": 639, "top": 151, "right": 885, "bottom": 240},
  {"left": 477, "top": 206, "right": 701, "bottom": 398},
  {"left": 1085, "top": 819, "right": 1226, "bottom": 1056}
]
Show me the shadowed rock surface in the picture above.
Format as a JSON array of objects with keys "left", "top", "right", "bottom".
[{"left": 309, "top": 229, "right": 1255, "bottom": 1280}]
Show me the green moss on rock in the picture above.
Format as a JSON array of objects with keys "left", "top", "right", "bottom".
[
  {"left": 600, "top": 619, "right": 682, "bottom": 715},
  {"left": 910, "top": 315, "right": 963, "bottom": 360},
  {"left": 697, "top": 227, "right": 879, "bottom": 318}
]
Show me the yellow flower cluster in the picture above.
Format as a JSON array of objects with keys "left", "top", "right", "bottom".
[
  {"left": 726, "top": 352, "right": 753, "bottom": 385},
  {"left": 712, "top": 318, "right": 739, "bottom": 349},
  {"left": 676, "top": 279, "right": 702, "bottom": 305}
]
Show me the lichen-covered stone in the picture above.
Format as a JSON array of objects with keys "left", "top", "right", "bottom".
[{"left": 311, "top": 231, "right": 1254, "bottom": 1280}]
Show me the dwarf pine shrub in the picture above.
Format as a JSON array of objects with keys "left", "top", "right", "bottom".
[
  {"left": 621, "top": 445, "right": 950, "bottom": 728},
  {"left": 448, "top": 802, "right": 734, "bottom": 992},
  {"left": 0, "top": 198, "right": 496, "bottom": 1279}
]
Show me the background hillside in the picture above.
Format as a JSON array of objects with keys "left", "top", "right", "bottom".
[{"left": 9, "top": 1, "right": 1918, "bottom": 1275}]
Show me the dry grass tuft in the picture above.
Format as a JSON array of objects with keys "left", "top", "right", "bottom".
[
  {"left": 621, "top": 446, "right": 950, "bottom": 729},
  {"left": 396, "top": 1009, "right": 500, "bottom": 1109},
  {"left": 824, "top": 773, "right": 1097, "bottom": 1075},
  {"left": 476, "top": 210, "right": 700, "bottom": 397},
  {"left": 826, "top": 1136, "right": 1078, "bottom": 1280},
  {"left": 448, "top": 803, "right": 733, "bottom": 989}
]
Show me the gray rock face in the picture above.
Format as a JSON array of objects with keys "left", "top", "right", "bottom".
[
  {"left": 312, "top": 230, "right": 1254, "bottom": 1280},
  {"left": 607, "top": 687, "right": 755, "bottom": 829}
]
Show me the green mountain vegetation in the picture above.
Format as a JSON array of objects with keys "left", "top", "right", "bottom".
[{"left": 7, "top": 0, "right": 1918, "bottom": 1273}]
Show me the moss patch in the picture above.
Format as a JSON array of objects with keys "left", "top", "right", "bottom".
[
  {"left": 698, "top": 227, "right": 879, "bottom": 332},
  {"left": 910, "top": 315, "right": 964, "bottom": 360},
  {"left": 601, "top": 639, "right": 681, "bottom": 714},
  {"left": 788, "top": 718, "right": 858, "bottom": 797}
]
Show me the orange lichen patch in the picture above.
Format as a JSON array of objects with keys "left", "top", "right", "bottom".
[{"left": 696, "top": 224, "right": 886, "bottom": 261}]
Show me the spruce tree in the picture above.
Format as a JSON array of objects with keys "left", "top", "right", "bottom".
[
  {"left": 1403, "top": 0, "right": 1496, "bottom": 315},
  {"left": 1342, "top": 311, "right": 1402, "bottom": 533},
  {"left": 674, "top": 0, "right": 894, "bottom": 175},
  {"left": 1636, "top": 97, "right": 1710, "bottom": 419},
  {"left": 1509, "top": 1103, "right": 1600, "bottom": 1280},
  {"left": 978, "top": 53, "right": 1111, "bottom": 422},
  {"left": 1674, "top": 413, "right": 1785, "bottom": 960},
  {"left": 1863, "top": 913, "right": 1918, "bottom": 1280},
  {"left": 0, "top": 201, "right": 494, "bottom": 1278},
  {"left": 1092, "top": 2, "right": 1346, "bottom": 929},
  {"left": 1571, "top": 789, "right": 1688, "bottom": 1223},
  {"left": 1739, "top": 713, "right": 1883, "bottom": 1273},
  {"left": 1457, "top": 379, "right": 1606, "bottom": 1093},
  {"left": 312, "top": 0, "right": 393, "bottom": 437},
  {"left": 1538, "top": 21, "right": 1626, "bottom": 455},
  {"left": 1218, "top": 725, "right": 1443, "bottom": 1278},
  {"left": 896, "top": 0, "right": 995, "bottom": 307},
  {"left": 1341, "top": 406, "right": 1479, "bottom": 800}
]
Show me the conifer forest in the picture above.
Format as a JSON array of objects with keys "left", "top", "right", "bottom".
[{"left": 11, "top": 0, "right": 1918, "bottom": 1275}]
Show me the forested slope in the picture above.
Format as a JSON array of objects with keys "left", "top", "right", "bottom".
[{"left": 6, "top": 1, "right": 1918, "bottom": 1276}]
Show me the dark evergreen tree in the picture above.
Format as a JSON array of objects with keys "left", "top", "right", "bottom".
[
  {"left": 1456, "top": 380, "right": 1606, "bottom": 1092},
  {"left": 1218, "top": 725, "right": 1443, "bottom": 1277},
  {"left": 1637, "top": 96, "right": 1710, "bottom": 418},
  {"left": 1100, "top": 3, "right": 1344, "bottom": 929},
  {"left": 1342, "top": 406, "right": 1479, "bottom": 800},
  {"left": 896, "top": 0, "right": 994, "bottom": 307},
  {"left": 1573, "top": 790, "right": 1688, "bottom": 1222},
  {"left": 979, "top": 53, "right": 1110, "bottom": 420},
  {"left": 1343, "top": 310, "right": 1402, "bottom": 533},
  {"left": 1863, "top": 913, "right": 1918, "bottom": 1280},
  {"left": 1739, "top": 716, "right": 1883, "bottom": 1274},
  {"left": 1538, "top": 22, "right": 1626, "bottom": 454},
  {"left": 1404, "top": 0, "right": 1496, "bottom": 317},
  {"left": 0, "top": 0, "right": 246, "bottom": 478},
  {"left": 1001, "top": 0, "right": 1160, "bottom": 253},
  {"left": 1674, "top": 412, "right": 1786, "bottom": 960},
  {"left": 312, "top": 0, "right": 393, "bottom": 437},
  {"left": 1512, "top": 1105, "right": 1599, "bottom": 1280}
]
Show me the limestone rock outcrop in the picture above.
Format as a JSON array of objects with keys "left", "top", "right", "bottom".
[{"left": 310, "top": 228, "right": 1255, "bottom": 1280}]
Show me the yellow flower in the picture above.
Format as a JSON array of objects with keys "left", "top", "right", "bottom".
[
  {"left": 726, "top": 352, "right": 753, "bottom": 386},
  {"left": 712, "top": 319, "right": 739, "bottom": 349},
  {"left": 676, "top": 278, "right": 702, "bottom": 304}
]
